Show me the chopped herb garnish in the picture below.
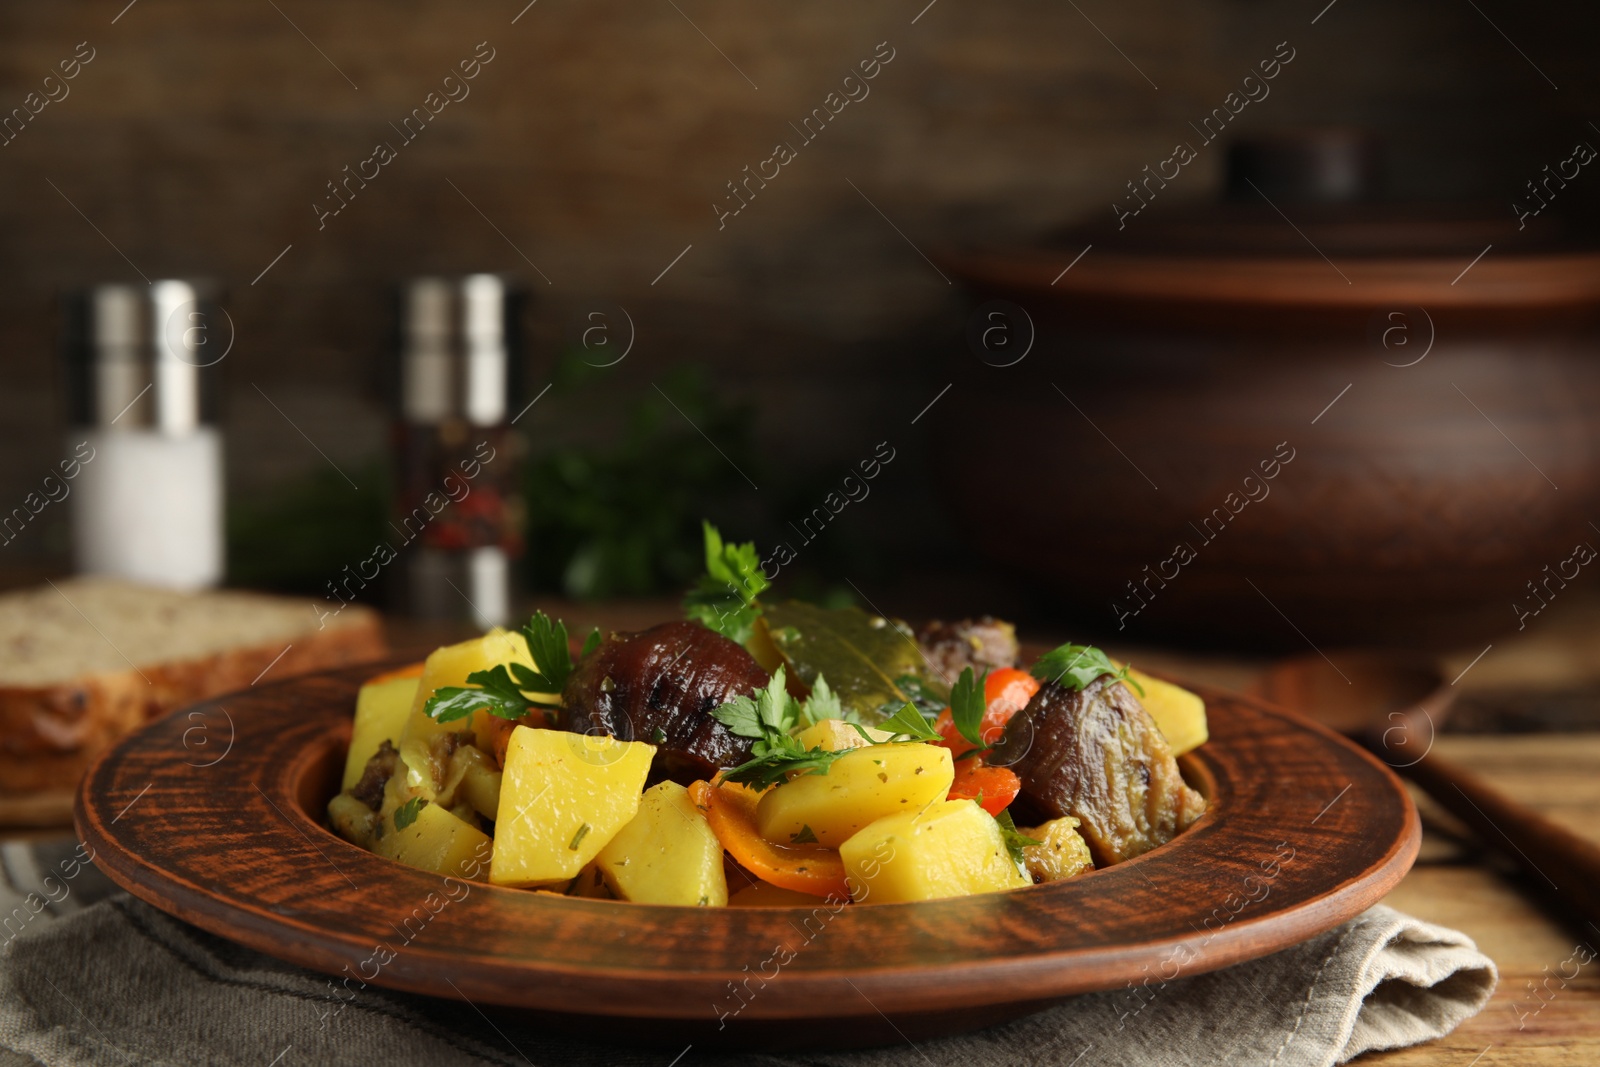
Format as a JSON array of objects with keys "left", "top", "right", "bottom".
[
  {"left": 569, "top": 823, "right": 592, "bottom": 851},
  {"left": 683, "top": 521, "right": 771, "bottom": 644},
  {"left": 650, "top": 726, "right": 667, "bottom": 744},
  {"left": 394, "top": 796, "right": 426, "bottom": 831},
  {"left": 580, "top": 627, "right": 603, "bottom": 659},
  {"left": 790, "top": 825, "right": 819, "bottom": 844},
  {"left": 949, "top": 666, "right": 989, "bottom": 749},
  {"left": 1030, "top": 643, "right": 1142, "bottom": 697},
  {"left": 996, "top": 808, "right": 1042, "bottom": 869},
  {"left": 424, "top": 611, "right": 583, "bottom": 723}
]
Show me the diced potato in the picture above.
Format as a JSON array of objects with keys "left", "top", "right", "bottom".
[
  {"left": 594, "top": 781, "right": 727, "bottom": 906},
  {"left": 489, "top": 727, "right": 655, "bottom": 889},
  {"left": 793, "top": 719, "right": 894, "bottom": 753},
  {"left": 756, "top": 743, "right": 954, "bottom": 849},
  {"left": 456, "top": 757, "right": 502, "bottom": 822},
  {"left": 399, "top": 630, "right": 540, "bottom": 748},
  {"left": 327, "top": 792, "right": 379, "bottom": 849},
  {"left": 342, "top": 669, "right": 421, "bottom": 792},
  {"left": 728, "top": 881, "right": 826, "bottom": 907},
  {"left": 1020, "top": 816, "right": 1095, "bottom": 883},
  {"left": 840, "top": 799, "right": 1029, "bottom": 903},
  {"left": 373, "top": 800, "right": 494, "bottom": 879},
  {"left": 1126, "top": 669, "right": 1208, "bottom": 756}
]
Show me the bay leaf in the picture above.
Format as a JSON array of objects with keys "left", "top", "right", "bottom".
[{"left": 758, "top": 601, "right": 929, "bottom": 724}]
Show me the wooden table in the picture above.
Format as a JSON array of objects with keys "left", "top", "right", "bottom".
[{"left": 1354, "top": 735, "right": 1600, "bottom": 1066}]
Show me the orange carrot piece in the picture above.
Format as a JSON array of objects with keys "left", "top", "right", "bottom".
[{"left": 688, "top": 779, "right": 850, "bottom": 899}]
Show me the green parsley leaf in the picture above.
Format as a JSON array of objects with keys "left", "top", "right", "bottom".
[
  {"left": 424, "top": 610, "right": 581, "bottom": 723},
  {"left": 712, "top": 667, "right": 800, "bottom": 740},
  {"left": 426, "top": 664, "right": 535, "bottom": 723},
  {"left": 1030, "top": 643, "right": 1142, "bottom": 696},
  {"left": 879, "top": 701, "right": 940, "bottom": 742},
  {"left": 790, "top": 825, "right": 819, "bottom": 844},
  {"left": 580, "top": 627, "right": 603, "bottom": 659},
  {"left": 796, "top": 674, "right": 843, "bottom": 728},
  {"left": 710, "top": 693, "right": 763, "bottom": 740},
  {"left": 949, "top": 666, "right": 988, "bottom": 749},
  {"left": 995, "top": 808, "right": 1042, "bottom": 869},
  {"left": 712, "top": 667, "right": 863, "bottom": 789},
  {"left": 517, "top": 611, "right": 578, "bottom": 694},
  {"left": 719, "top": 743, "right": 849, "bottom": 790},
  {"left": 650, "top": 726, "right": 667, "bottom": 744},
  {"left": 683, "top": 521, "right": 771, "bottom": 644},
  {"left": 394, "top": 796, "right": 427, "bottom": 831}
]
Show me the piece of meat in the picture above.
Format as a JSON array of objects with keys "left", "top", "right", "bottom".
[
  {"left": 560, "top": 620, "right": 767, "bottom": 783},
  {"left": 916, "top": 616, "right": 1020, "bottom": 681},
  {"left": 995, "top": 676, "right": 1205, "bottom": 865},
  {"left": 350, "top": 739, "right": 399, "bottom": 811}
]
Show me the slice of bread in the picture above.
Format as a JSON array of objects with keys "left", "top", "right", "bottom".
[{"left": 0, "top": 578, "right": 386, "bottom": 813}]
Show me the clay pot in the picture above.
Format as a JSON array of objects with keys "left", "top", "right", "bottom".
[{"left": 937, "top": 154, "right": 1600, "bottom": 646}]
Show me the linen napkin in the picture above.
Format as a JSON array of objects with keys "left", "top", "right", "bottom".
[{"left": 0, "top": 838, "right": 1495, "bottom": 1067}]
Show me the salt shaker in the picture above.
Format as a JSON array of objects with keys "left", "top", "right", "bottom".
[
  {"left": 62, "top": 281, "right": 227, "bottom": 590},
  {"left": 395, "top": 274, "right": 525, "bottom": 627}
]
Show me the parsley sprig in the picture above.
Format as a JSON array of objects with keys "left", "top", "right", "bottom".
[
  {"left": 1029, "top": 643, "right": 1143, "bottom": 697},
  {"left": 948, "top": 667, "right": 989, "bottom": 749},
  {"left": 878, "top": 702, "right": 940, "bottom": 742},
  {"left": 711, "top": 668, "right": 851, "bottom": 789},
  {"left": 683, "top": 521, "right": 771, "bottom": 644},
  {"left": 424, "top": 611, "right": 601, "bottom": 724},
  {"left": 712, "top": 667, "right": 928, "bottom": 789}
]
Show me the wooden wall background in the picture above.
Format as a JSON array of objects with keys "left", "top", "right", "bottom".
[{"left": 1, "top": 0, "right": 1596, "bottom": 597}]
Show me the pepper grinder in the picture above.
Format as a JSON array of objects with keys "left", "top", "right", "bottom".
[
  {"left": 395, "top": 274, "right": 525, "bottom": 628},
  {"left": 62, "top": 281, "right": 226, "bottom": 590}
]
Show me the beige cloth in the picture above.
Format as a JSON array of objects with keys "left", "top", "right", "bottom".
[{"left": 0, "top": 839, "right": 1495, "bottom": 1067}]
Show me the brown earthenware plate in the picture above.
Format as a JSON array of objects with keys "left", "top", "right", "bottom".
[{"left": 74, "top": 660, "right": 1418, "bottom": 1051}]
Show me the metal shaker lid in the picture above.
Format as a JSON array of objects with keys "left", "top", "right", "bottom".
[
  {"left": 61, "top": 280, "right": 227, "bottom": 433},
  {"left": 399, "top": 273, "right": 524, "bottom": 426}
]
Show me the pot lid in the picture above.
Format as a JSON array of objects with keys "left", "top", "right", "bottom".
[{"left": 945, "top": 129, "right": 1600, "bottom": 311}]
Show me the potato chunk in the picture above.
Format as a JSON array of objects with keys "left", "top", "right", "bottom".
[
  {"left": 1020, "top": 816, "right": 1094, "bottom": 883},
  {"left": 374, "top": 800, "right": 493, "bottom": 879},
  {"left": 840, "top": 799, "right": 1028, "bottom": 903},
  {"left": 489, "top": 727, "right": 655, "bottom": 888},
  {"left": 400, "top": 630, "right": 540, "bottom": 748},
  {"left": 755, "top": 743, "right": 953, "bottom": 849},
  {"left": 1124, "top": 670, "right": 1208, "bottom": 756},
  {"left": 595, "top": 781, "right": 727, "bottom": 906},
  {"left": 342, "top": 668, "right": 421, "bottom": 792}
]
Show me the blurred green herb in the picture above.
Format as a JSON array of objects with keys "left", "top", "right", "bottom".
[
  {"left": 226, "top": 461, "right": 390, "bottom": 593},
  {"left": 683, "top": 521, "right": 770, "bottom": 643},
  {"left": 523, "top": 355, "right": 757, "bottom": 600}
]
